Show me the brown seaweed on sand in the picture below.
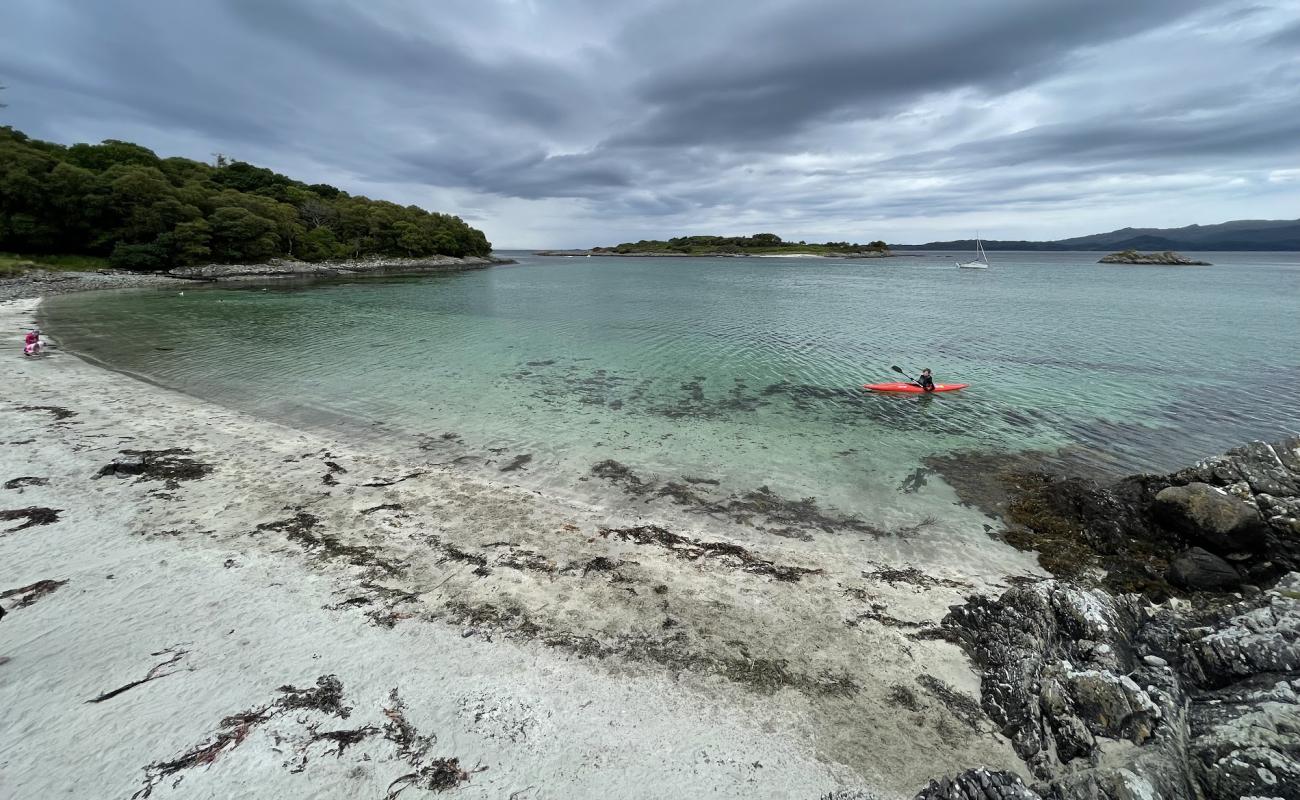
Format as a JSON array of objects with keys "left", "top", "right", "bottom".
[
  {"left": 599, "top": 524, "right": 822, "bottom": 582},
  {"left": 0, "top": 506, "right": 60, "bottom": 532},
  {"left": 0, "top": 578, "right": 68, "bottom": 608},
  {"left": 87, "top": 647, "right": 190, "bottom": 704},
  {"left": 96, "top": 448, "right": 212, "bottom": 489}
]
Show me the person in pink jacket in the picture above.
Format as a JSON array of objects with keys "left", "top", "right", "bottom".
[{"left": 23, "top": 328, "right": 43, "bottom": 357}]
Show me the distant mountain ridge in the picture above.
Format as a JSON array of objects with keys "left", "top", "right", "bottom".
[{"left": 891, "top": 219, "right": 1300, "bottom": 251}]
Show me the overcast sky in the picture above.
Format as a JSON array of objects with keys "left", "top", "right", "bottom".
[{"left": 2, "top": 0, "right": 1298, "bottom": 247}]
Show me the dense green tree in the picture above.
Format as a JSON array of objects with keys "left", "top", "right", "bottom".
[
  {"left": 171, "top": 219, "right": 213, "bottom": 262},
  {"left": 0, "top": 126, "right": 493, "bottom": 270},
  {"left": 209, "top": 206, "right": 279, "bottom": 262}
]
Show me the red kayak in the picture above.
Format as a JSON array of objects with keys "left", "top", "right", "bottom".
[{"left": 863, "top": 382, "right": 969, "bottom": 394}]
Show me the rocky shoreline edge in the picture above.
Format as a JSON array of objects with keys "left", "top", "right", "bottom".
[
  {"left": 900, "top": 436, "right": 1300, "bottom": 799},
  {"left": 0, "top": 254, "right": 514, "bottom": 301}
]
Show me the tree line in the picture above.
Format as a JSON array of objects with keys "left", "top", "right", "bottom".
[{"left": 0, "top": 126, "right": 492, "bottom": 270}]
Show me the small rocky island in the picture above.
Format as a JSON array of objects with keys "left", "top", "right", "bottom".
[
  {"left": 1098, "top": 249, "right": 1211, "bottom": 265},
  {"left": 538, "top": 233, "right": 896, "bottom": 258}
]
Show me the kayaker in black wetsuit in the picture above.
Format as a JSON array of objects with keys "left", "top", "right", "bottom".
[{"left": 918, "top": 368, "right": 935, "bottom": 392}]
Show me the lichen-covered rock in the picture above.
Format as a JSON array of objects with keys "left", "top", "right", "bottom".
[
  {"left": 939, "top": 575, "right": 1300, "bottom": 798},
  {"left": 1225, "top": 441, "right": 1300, "bottom": 497},
  {"left": 1183, "top": 575, "right": 1300, "bottom": 687},
  {"left": 1064, "top": 669, "right": 1160, "bottom": 743},
  {"left": 1154, "top": 482, "right": 1266, "bottom": 552},
  {"left": 913, "top": 768, "right": 1042, "bottom": 799},
  {"left": 943, "top": 580, "right": 1154, "bottom": 778}
]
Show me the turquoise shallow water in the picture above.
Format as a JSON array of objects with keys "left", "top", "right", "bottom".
[{"left": 40, "top": 251, "right": 1300, "bottom": 533}]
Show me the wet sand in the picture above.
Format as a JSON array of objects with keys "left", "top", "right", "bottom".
[{"left": 0, "top": 298, "right": 1041, "bottom": 799}]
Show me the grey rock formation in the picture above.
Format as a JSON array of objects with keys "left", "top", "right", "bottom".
[
  {"left": 1154, "top": 482, "right": 1266, "bottom": 551},
  {"left": 939, "top": 574, "right": 1300, "bottom": 799},
  {"left": 1169, "top": 547, "right": 1242, "bottom": 591},
  {"left": 913, "top": 768, "right": 1042, "bottom": 800},
  {"left": 912, "top": 438, "right": 1300, "bottom": 800}
]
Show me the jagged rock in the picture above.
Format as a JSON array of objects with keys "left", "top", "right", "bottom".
[
  {"left": 913, "top": 768, "right": 1042, "bottom": 799},
  {"left": 1183, "top": 575, "right": 1300, "bottom": 687},
  {"left": 924, "top": 436, "right": 1300, "bottom": 800},
  {"left": 942, "top": 569, "right": 1300, "bottom": 799},
  {"left": 1154, "top": 482, "right": 1266, "bottom": 552},
  {"left": 944, "top": 580, "right": 1154, "bottom": 779},
  {"left": 1226, "top": 441, "right": 1299, "bottom": 497},
  {"left": 1048, "top": 764, "right": 1187, "bottom": 800},
  {"left": 1064, "top": 669, "right": 1160, "bottom": 743},
  {"left": 1169, "top": 547, "right": 1243, "bottom": 591}
]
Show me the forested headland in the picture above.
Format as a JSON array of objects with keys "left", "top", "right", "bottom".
[{"left": 0, "top": 127, "right": 492, "bottom": 271}]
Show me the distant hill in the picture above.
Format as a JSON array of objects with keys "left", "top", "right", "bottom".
[{"left": 891, "top": 219, "right": 1300, "bottom": 251}]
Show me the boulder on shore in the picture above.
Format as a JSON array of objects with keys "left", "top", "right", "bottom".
[
  {"left": 1153, "top": 482, "right": 1266, "bottom": 552},
  {"left": 1168, "top": 546, "right": 1242, "bottom": 591}
]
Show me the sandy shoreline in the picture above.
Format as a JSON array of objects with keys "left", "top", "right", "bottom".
[{"left": 1, "top": 297, "right": 1038, "bottom": 799}]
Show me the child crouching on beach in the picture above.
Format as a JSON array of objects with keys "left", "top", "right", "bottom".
[{"left": 23, "top": 328, "right": 43, "bottom": 357}]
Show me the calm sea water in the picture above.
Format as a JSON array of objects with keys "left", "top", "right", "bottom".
[{"left": 41, "top": 251, "right": 1300, "bottom": 535}]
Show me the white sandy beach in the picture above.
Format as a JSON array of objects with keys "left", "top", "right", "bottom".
[{"left": 1, "top": 297, "right": 1041, "bottom": 799}]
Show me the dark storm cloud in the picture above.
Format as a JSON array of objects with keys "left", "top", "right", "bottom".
[
  {"left": 1, "top": 0, "right": 1298, "bottom": 244},
  {"left": 615, "top": 0, "right": 1214, "bottom": 148},
  {"left": 219, "top": 0, "right": 588, "bottom": 131}
]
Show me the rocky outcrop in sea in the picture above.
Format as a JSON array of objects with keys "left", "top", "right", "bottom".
[
  {"left": 1097, "top": 250, "right": 1211, "bottom": 265},
  {"left": 168, "top": 254, "right": 510, "bottom": 280},
  {"left": 0, "top": 256, "right": 514, "bottom": 301},
  {"left": 914, "top": 436, "right": 1300, "bottom": 799}
]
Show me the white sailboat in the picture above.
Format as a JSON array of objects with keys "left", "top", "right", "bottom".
[{"left": 956, "top": 235, "right": 990, "bottom": 269}]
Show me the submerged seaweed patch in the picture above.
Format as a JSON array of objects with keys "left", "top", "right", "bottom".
[
  {"left": 499, "top": 453, "right": 532, "bottom": 472},
  {"left": 444, "top": 596, "right": 860, "bottom": 698},
  {"left": 590, "top": 459, "right": 889, "bottom": 536}
]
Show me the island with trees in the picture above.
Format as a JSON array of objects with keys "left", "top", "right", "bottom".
[
  {"left": 537, "top": 233, "right": 894, "bottom": 258},
  {"left": 0, "top": 127, "right": 498, "bottom": 277}
]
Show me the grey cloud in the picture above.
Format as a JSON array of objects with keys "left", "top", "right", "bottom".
[
  {"left": 614, "top": 0, "right": 1215, "bottom": 148},
  {"left": 0, "top": 0, "right": 1298, "bottom": 245},
  {"left": 1265, "top": 18, "right": 1300, "bottom": 46}
]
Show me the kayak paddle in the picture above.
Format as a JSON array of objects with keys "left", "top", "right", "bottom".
[{"left": 891, "top": 364, "right": 923, "bottom": 388}]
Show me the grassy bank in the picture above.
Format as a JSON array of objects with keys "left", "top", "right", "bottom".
[{"left": 0, "top": 252, "right": 111, "bottom": 277}]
